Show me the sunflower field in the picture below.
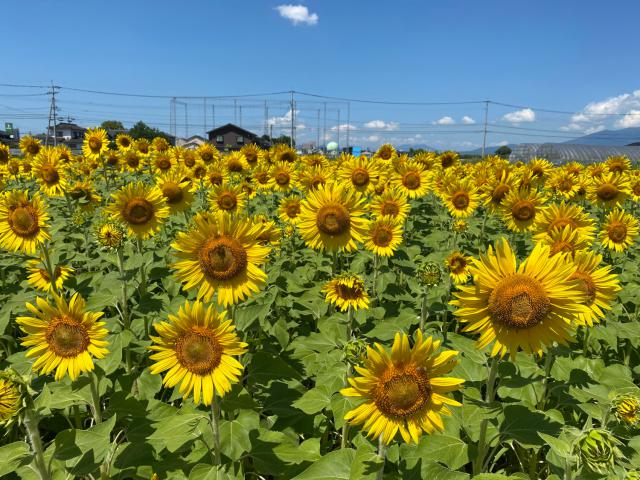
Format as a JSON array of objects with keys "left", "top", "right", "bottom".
[{"left": 1, "top": 132, "right": 640, "bottom": 480}]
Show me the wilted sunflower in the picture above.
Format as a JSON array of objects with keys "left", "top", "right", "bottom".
[
  {"left": 440, "top": 178, "right": 479, "bottom": 218},
  {"left": 155, "top": 169, "right": 194, "bottom": 214},
  {"left": 445, "top": 251, "right": 472, "bottom": 285},
  {"left": 298, "top": 182, "right": 369, "bottom": 252},
  {"left": 587, "top": 172, "right": 630, "bottom": 210},
  {"left": 370, "top": 188, "right": 410, "bottom": 221},
  {"left": 16, "top": 293, "right": 109, "bottom": 381},
  {"left": 105, "top": 182, "right": 170, "bottom": 239},
  {"left": 278, "top": 196, "right": 303, "bottom": 225},
  {"left": 533, "top": 202, "right": 596, "bottom": 243},
  {"left": 19, "top": 136, "right": 42, "bottom": 157},
  {"left": 338, "top": 155, "right": 381, "bottom": 193},
  {"left": 0, "top": 377, "right": 21, "bottom": 423},
  {"left": 209, "top": 183, "right": 246, "bottom": 215},
  {"left": 26, "top": 257, "right": 73, "bottom": 292},
  {"left": 82, "top": 128, "right": 109, "bottom": 160},
  {"left": 172, "top": 212, "right": 270, "bottom": 306},
  {"left": 148, "top": 300, "right": 247, "bottom": 405},
  {"left": 364, "top": 217, "right": 403, "bottom": 257},
  {"left": 600, "top": 209, "right": 638, "bottom": 252},
  {"left": 323, "top": 273, "right": 369, "bottom": 311},
  {"left": 341, "top": 331, "right": 462, "bottom": 444},
  {"left": 390, "top": 162, "right": 430, "bottom": 198},
  {"left": 500, "top": 188, "right": 546, "bottom": 232},
  {"left": 451, "top": 239, "right": 589, "bottom": 358},
  {"left": 565, "top": 250, "right": 621, "bottom": 327},
  {"left": 0, "top": 190, "right": 50, "bottom": 254},
  {"left": 270, "top": 162, "right": 297, "bottom": 192},
  {"left": 116, "top": 134, "right": 134, "bottom": 151}
]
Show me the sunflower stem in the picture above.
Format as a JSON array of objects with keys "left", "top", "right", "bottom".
[
  {"left": 39, "top": 243, "right": 59, "bottom": 296},
  {"left": 375, "top": 435, "right": 386, "bottom": 480},
  {"left": 341, "top": 306, "right": 354, "bottom": 449},
  {"left": 90, "top": 371, "right": 102, "bottom": 424},
  {"left": 419, "top": 289, "right": 428, "bottom": 332},
  {"left": 474, "top": 356, "right": 499, "bottom": 475},
  {"left": 582, "top": 328, "right": 591, "bottom": 357},
  {"left": 23, "top": 400, "right": 50, "bottom": 480},
  {"left": 210, "top": 395, "right": 222, "bottom": 466},
  {"left": 536, "top": 348, "right": 555, "bottom": 411},
  {"left": 372, "top": 254, "right": 380, "bottom": 304},
  {"left": 136, "top": 238, "right": 147, "bottom": 296},
  {"left": 116, "top": 248, "right": 132, "bottom": 374}
]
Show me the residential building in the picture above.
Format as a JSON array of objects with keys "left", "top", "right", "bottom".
[
  {"left": 46, "top": 122, "right": 86, "bottom": 151},
  {"left": 206, "top": 123, "right": 260, "bottom": 151},
  {"left": 176, "top": 135, "right": 207, "bottom": 150}
]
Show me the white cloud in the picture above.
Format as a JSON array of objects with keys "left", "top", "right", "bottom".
[
  {"left": 276, "top": 5, "right": 318, "bottom": 25},
  {"left": 363, "top": 120, "right": 399, "bottom": 131},
  {"left": 560, "top": 123, "right": 606, "bottom": 134},
  {"left": 268, "top": 109, "right": 298, "bottom": 127},
  {"left": 296, "top": 123, "right": 306, "bottom": 131},
  {"left": 565, "top": 90, "right": 640, "bottom": 129},
  {"left": 503, "top": 108, "right": 536, "bottom": 124},
  {"left": 615, "top": 109, "right": 640, "bottom": 128},
  {"left": 497, "top": 140, "right": 509, "bottom": 146},
  {"left": 461, "top": 116, "right": 476, "bottom": 124},
  {"left": 434, "top": 116, "right": 455, "bottom": 125},
  {"left": 330, "top": 123, "right": 357, "bottom": 131},
  {"left": 366, "top": 135, "right": 380, "bottom": 142}
]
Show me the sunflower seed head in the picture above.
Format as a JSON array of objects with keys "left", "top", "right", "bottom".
[{"left": 416, "top": 261, "right": 442, "bottom": 288}]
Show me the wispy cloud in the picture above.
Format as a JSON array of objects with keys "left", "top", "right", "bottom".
[
  {"left": 330, "top": 123, "right": 357, "bottom": 131},
  {"left": 503, "top": 108, "right": 535, "bottom": 124},
  {"left": 364, "top": 120, "right": 399, "bottom": 131},
  {"left": 276, "top": 5, "right": 318, "bottom": 25}
]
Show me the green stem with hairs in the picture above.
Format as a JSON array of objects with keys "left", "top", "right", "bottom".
[
  {"left": 341, "top": 306, "right": 354, "bottom": 449},
  {"left": 116, "top": 248, "right": 132, "bottom": 373},
  {"left": 375, "top": 435, "right": 387, "bottom": 480},
  {"left": 210, "top": 395, "right": 222, "bottom": 465},
  {"left": 89, "top": 371, "right": 102, "bottom": 424},
  {"left": 537, "top": 348, "right": 555, "bottom": 411},
  {"left": 473, "top": 356, "right": 500, "bottom": 475},
  {"left": 419, "top": 289, "right": 428, "bottom": 332},
  {"left": 23, "top": 399, "right": 50, "bottom": 480},
  {"left": 136, "top": 238, "right": 147, "bottom": 296},
  {"left": 39, "top": 243, "right": 59, "bottom": 295}
]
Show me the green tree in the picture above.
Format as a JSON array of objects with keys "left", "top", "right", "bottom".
[
  {"left": 128, "top": 121, "right": 173, "bottom": 143},
  {"left": 100, "top": 120, "right": 125, "bottom": 130},
  {"left": 271, "top": 135, "right": 294, "bottom": 147},
  {"left": 495, "top": 145, "right": 512, "bottom": 157}
]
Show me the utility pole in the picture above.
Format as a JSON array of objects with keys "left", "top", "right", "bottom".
[
  {"left": 203, "top": 97, "right": 207, "bottom": 136},
  {"left": 337, "top": 109, "right": 341, "bottom": 153},
  {"left": 46, "top": 83, "right": 60, "bottom": 147},
  {"left": 323, "top": 102, "right": 327, "bottom": 152},
  {"left": 233, "top": 99, "right": 237, "bottom": 124},
  {"left": 211, "top": 104, "right": 216, "bottom": 131},
  {"left": 269, "top": 124, "right": 273, "bottom": 143},
  {"left": 185, "top": 103, "right": 189, "bottom": 138},
  {"left": 239, "top": 105, "right": 242, "bottom": 128},
  {"left": 481, "top": 100, "right": 489, "bottom": 159},
  {"left": 346, "top": 102, "right": 350, "bottom": 150},
  {"left": 170, "top": 97, "right": 177, "bottom": 139},
  {"left": 316, "top": 109, "right": 320, "bottom": 150},
  {"left": 264, "top": 100, "right": 268, "bottom": 136},
  {"left": 290, "top": 91, "right": 295, "bottom": 148}
]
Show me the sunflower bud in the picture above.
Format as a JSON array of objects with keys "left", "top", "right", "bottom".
[
  {"left": 574, "top": 429, "right": 622, "bottom": 474},
  {"left": 416, "top": 261, "right": 442, "bottom": 288},
  {"left": 451, "top": 219, "right": 469, "bottom": 233},
  {"left": 0, "top": 373, "right": 22, "bottom": 426},
  {"left": 613, "top": 394, "right": 640, "bottom": 426},
  {"left": 626, "top": 471, "right": 640, "bottom": 480},
  {"left": 344, "top": 338, "right": 367, "bottom": 365},
  {"left": 95, "top": 220, "right": 127, "bottom": 250},
  {"left": 71, "top": 209, "right": 90, "bottom": 227}
]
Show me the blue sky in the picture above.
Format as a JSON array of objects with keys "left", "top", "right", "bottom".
[{"left": 3, "top": 0, "right": 640, "bottom": 150}]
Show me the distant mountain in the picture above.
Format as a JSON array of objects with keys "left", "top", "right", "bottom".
[
  {"left": 462, "top": 144, "right": 516, "bottom": 155},
  {"left": 395, "top": 143, "right": 435, "bottom": 152},
  {"left": 564, "top": 127, "right": 640, "bottom": 146}
]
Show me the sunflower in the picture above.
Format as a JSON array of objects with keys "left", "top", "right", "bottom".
[
  {"left": 322, "top": 273, "right": 369, "bottom": 311},
  {"left": 538, "top": 225, "right": 590, "bottom": 257},
  {"left": 252, "top": 215, "right": 282, "bottom": 247},
  {"left": 565, "top": 250, "right": 620, "bottom": 327},
  {"left": 613, "top": 395, "right": 640, "bottom": 426},
  {"left": 364, "top": 217, "right": 403, "bottom": 257},
  {"left": 370, "top": 188, "right": 411, "bottom": 221},
  {"left": 135, "top": 138, "right": 152, "bottom": 156},
  {"left": 105, "top": 182, "right": 170, "bottom": 239},
  {"left": 586, "top": 162, "right": 608, "bottom": 180},
  {"left": 451, "top": 219, "right": 469, "bottom": 233},
  {"left": 240, "top": 144, "right": 262, "bottom": 167},
  {"left": 0, "top": 377, "right": 21, "bottom": 424},
  {"left": 82, "top": 128, "right": 109, "bottom": 160},
  {"left": 278, "top": 196, "right": 303, "bottom": 225},
  {"left": 104, "top": 150, "right": 121, "bottom": 170},
  {"left": 122, "top": 150, "right": 143, "bottom": 172},
  {"left": 172, "top": 212, "right": 270, "bottom": 306},
  {"left": 151, "top": 151, "right": 176, "bottom": 174},
  {"left": 155, "top": 169, "right": 195, "bottom": 214},
  {"left": 605, "top": 156, "right": 631, "bottom": 174},
  {"left": 298, "top": 182, "right": 369, "bottom": 252},
  {"left": 533, "top": 202, "right": 596, "bottom": 243},
  {"left": 390, "top": 161, "right": 430, "bottom": 198},
  {"left": 451, "top": 239, "right": 590, "bottom": 358},
  {"left": 32, "top": 147, "right": 68, "bottom": 197},
  {"left": 600, "top": 209, "right": 638, "bottom": 252},
  {"left": 297, "top": 166, "right": 331, "bottom": 192},
  {"left": 303, "top": 153, "right": 330, "bottom": 170},
  {"left": 440, "top": 178, "right": 479, "bottom": 218},
  {"left": 587, "top": 172, "right": 630, "bottom": 210},
  {"left": 68, "top": 181, "right": 102, "bottom": 211},
  {"left": 116, "top": 134, "right": 134, "bottom": 151},
  {"left": 0, "top": 144, "right": 11, "bottom": 166},
  {"left": 152, "top": 137, "right": 171, "bottom": 153},
  {"left": 225, "top": 151, "right": 248, "bottom": 174},
  {"left": 0, "top": 190, "right": 50, "bottom": 254},
  {"left": 26, "top": 257, "right": 73, "bottom": 292},
  {"left": 445, "top": 251, "right": 472, "bottom": 285},
  {"left": 16, "top": 293, "right": 109, "bottom": 381},
  {"left": 629, "top": 173, "right": 640, "bottom": 201},
  {"left": 437, "top": 151, "right": 460, "bottom": 170},
  {"left": 338, "top": 155, "right": 381, "bottom": 194},
  {"left": 270, "top": 162, "right": 297, "bottom": 193},
  {"left": 190, "top": 161, "right": 208, "bottom": 182},
  {"left": 19, "top": 136, "right": 42, "bottom": 157},
  {"left": 527, "top": 158, "right": 553, "bottom": 183},
  {"left": 499, "top": 188, "right": 546, "bottom": 232},
  {"left": 148, "top": 300, "right": 247, "bottom": 405},
  {"left": 271, "top": 144, "right": 297, "bottom": 164},
  {"left": 197, "top": 143, "right": 220, "bottom": 164},
  {"left": 209, "top": 183, "right": 246, "bottom": 215},
  {"left": 549, "top": 169, "right": 580, "bottom": 201},
  {"left": 482, "top": 172, "right": 515, "bottom": 212},
  {"left": 252, "top": 163, "right": 273, "bottom": 191},
  {"left": 374, "top": 144, "right": 397, "bottom": 162},
  {"left": 341, "top": 331, "right": 462, "bottom": 444}
]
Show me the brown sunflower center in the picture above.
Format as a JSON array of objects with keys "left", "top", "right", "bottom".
[
  {"left": 491, "top": 184, "right": 510, "bottom": 204},
  {"left": 38, "top": 266, "right": 61, "bottom": 282},
  {"left": 570, "top": 271, "right": 596, "bottom": 306},
  {"left": 193, "top": 166, "right": 207, "bottom": 178},
  {"left": 512, "top": 200, "right": 535, "bottom": 221},
  {"left": 608, "top": 222, "right": 627, "bottom": 243},
  {"left": 488, "top": 274, "right": 550, "bottom": 329},
  {"left": 285, "top": 203, "right": 300, "bottom": 218},
  {"left": 449, "top": 256, "right": 467, "bottom": 274},
  {"left": 119, "top": 137, "right": 131, "bottom": 148},
  {"left": 208, "top": 173, "right": 223, "bottom": 186},
  {"left": 557, "top": 179, "right": 574, "bottom": 192},
  {"left": 255, "top": 172, "right": 269, "bottom": 184},
  {"left": 452, "top": 191, "right": 470, "bottom": 210},
  {"left": 200, "top": 151, "right": 214, "bottom": 163},
  {"left": 9, "top": 206, "right": 40, "bottom": 237},
  {"left": 217, "top": 192, "right": 237, "bottom": 211},
  {"left": 46, "top": 317, "right": 89, "bottom": 358},
  {"left": 228, "top": 160, "right": 244, "bottom": 172},
  {"left": 121, "top": 198, "right": 154, "bottom": 225},
  {"left": 175, "top": 331, "right": 222, "bottom": 375},
  {"left": 310, "top": 176, "right": 326, "bottom": 189},
  {"left": 550, "top": 240, "right": 575, "bottom": 257},
  {"left": 126, "top": 154, "right": 140, "bottom": 168},
  {"left": 88, "top": 137, "right": 103, "bottom": 152},
  {"left": 26, "top": 143, "right": 40, "bottom": 155},
  {"left": 597, "top": 183, "right": 619, "bottom": 201},
  {"left": 335, "top": 283, "right": 364, "bottom": 301},
  {"left": 316, "top": 204, "right": 350, "bottom": 235},
  {"left": 374, "top": 368, "right": 431, "bottom": 418},
  {"left": 156, "top": 156, "right": 171, "bottom": 170},
  {"left": 372, "top": 225, "right": 393, "bottom": 247},
  {"left": 532, "top": 166, "right": 544, "bottom": 177},
  {"left": 352, "top": 168, "right": 370, "bottom": 187},
  {"left": 162, "top": 183, "right": 184, "bottom": 204},
  {"left": 0, "top": 149, "right": 9, "bottom": 164},
  {"left": 548, "top": 217, "right": 576, "bottom": 231},
  {"left": 198, "top": 236, "right": 248, "bottom": 281},
  {"left": 184, "top": 155, "right": 196, "bottom": 167},
  {"left": 40, "top": 165, "right": 60, "bottom": 185},
  {"left": 275, "top": 172, "right": 290, "bottom": 186},
  {"left": 441, "top": 155, "right": 455, "bottom": 168},
  {"left": 633, "top": 184, "right": 640, "bottom": 196},
  {"left": 380, "top": 201, "right": 400, "bottom": 217},
  {"left": 379, "top": 148, "right": 392, "bottom": 160},
  {"left": 402, "top": 171, "right": 421, "bottom": 190}
]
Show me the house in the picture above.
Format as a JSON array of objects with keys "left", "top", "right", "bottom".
[
  {"left": 206, "top": 123, "right": 260, "bottom": 151},
  {"left": 176, "top": 135, "right": 207, "bottom": 150},
  {"left": 46, "top": 122, "right": 86, "bottom": 151}
]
